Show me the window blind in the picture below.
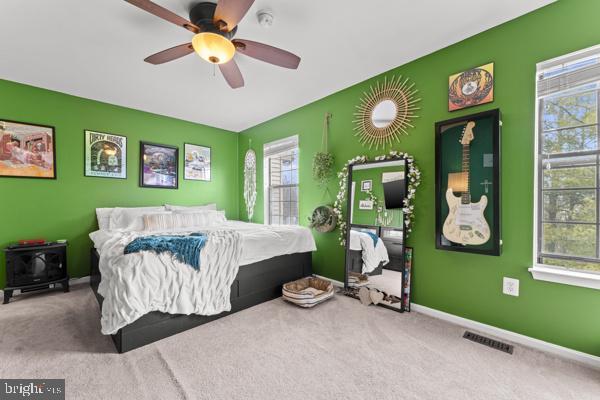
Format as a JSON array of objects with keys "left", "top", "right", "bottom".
[
  {"left": 537, "top": 44, "right": 600, "bottom": 98},
  {"left": 537, "top": 61, "right": 600, "bottom": 98},
  {"left": 263, "top": 135, "right": 299, "bottom": 157}
]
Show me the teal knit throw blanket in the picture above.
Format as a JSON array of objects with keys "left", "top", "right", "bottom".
[{"left": 124, "top": 232, "right": 208, "bottom": 270}]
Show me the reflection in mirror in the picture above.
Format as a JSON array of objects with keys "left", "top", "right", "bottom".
[
  {"left": 344, "top": 159, "right": 407, "bottom": 311},
  {"left": 371, "top": 99, "right": 398, "bottom": 128}
]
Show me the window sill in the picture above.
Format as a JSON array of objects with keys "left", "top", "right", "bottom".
[{"left": 529, "top": 265, "right": 600, "bottom": 290}]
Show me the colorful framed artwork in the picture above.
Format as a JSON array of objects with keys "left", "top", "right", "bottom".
[
  {"left": 0, "top": 119, "right": 56, "bottom": 179},
  {"left": 448, "top": 62, "right": 494, "bottom": 112},
  {"left": 435, "top": 109, "right": 501, "bottom": 256},
  {"left": 139, "top": 142, "right": 178, "bottom": 189},
  {"left": 184, "top": 143, "right": 211, "bottom": 181},
  {"left": 402, "top": 246, "right": 413, "bottom": 312},
  {"left": 84, "top": 130, "right": 127, "bottom": 179}
]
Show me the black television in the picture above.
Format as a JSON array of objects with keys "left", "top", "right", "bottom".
[{"left": 382, "top": 171, "right": 406, "bottom": 209}]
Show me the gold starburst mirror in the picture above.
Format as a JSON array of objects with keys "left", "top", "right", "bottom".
[{"left": 353, "top": 76, "right": 421, "bottom": 149}]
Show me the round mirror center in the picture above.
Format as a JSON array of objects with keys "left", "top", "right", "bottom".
[{"left": 371, "top": 100, "right": 397, "bottom": 128}]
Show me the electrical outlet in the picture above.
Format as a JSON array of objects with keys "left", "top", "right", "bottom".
[{"left": 503, "top": 277, "right": 519, "bottom": 297}]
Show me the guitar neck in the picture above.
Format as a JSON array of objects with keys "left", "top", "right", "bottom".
[{"left": 461, "top": 144, "right": 470, "bottom": 204}]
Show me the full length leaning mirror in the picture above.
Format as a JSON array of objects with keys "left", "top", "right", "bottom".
[{"left": 344, "top": 159, "right": 407, "bottom": 311}]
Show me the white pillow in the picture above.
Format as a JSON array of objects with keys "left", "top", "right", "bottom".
[
  {"left": 109, "top": 207, "right": 167, "bottom": 231},
  {"left": 165, "top": 203, "right": 217, "bottom": 211},
  {"left": 144, "top": 210, "right": 226, "bottom": 231},
  {"left": 96, "top": 208, "right": 114, "bottom": 230},
  {"left": 173, "top": 209, "right": 226, "bottom": 222}
]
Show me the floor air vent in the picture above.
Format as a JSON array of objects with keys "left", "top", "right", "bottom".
[{"left": 463, "top": 331, "right": 514, "bottom": 354}]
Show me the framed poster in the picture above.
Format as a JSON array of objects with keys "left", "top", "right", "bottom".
[
  {"left": 139, "top": 142, "right": 178, "bottom": 189},
  {"left": 184, "top": 143, "right": 211, "bottom": 181},
  {"left": 84, "top": 130, "right": 127, "bottom": 179},
  {"left": 0, "top": 119, "right": 56, "bottom": 179},
  {"left": 448, "top": 62, "right": 494, "bottom": 112},
  {"left": 360, "top": 180, "right": 372, "bottom": 192},
  {"left": 359, "top": 199, "right": 374, "bottom": 210},
  {"left": 435, "top": 109, "right": 501, "bottom": 255}
]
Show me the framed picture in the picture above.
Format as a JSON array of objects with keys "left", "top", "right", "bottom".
[
  {"left": 184, "top": 143, "right": 211, "bottom": 181},
  {"left": 84, "top": 130, "right": 127, "bottom": 179},
  {"left": 0, "top": 119, "right": 56, "bottom": 179},
  {"left": 360, "top": 180, "right": 372, "bottom": 192},
  {"left": 139, "top": 142, "right": 178, "bottom": 189},
  {"left": 435, "top": 109, "right": 501, "bottom": 256},
  {"left": 359, "top": 200, "right": 374, "bottom": 210},
  {"left": 448, "top": 62, "right": 494, "bottom": 112}
]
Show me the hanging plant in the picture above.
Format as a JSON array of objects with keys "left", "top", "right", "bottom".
[
  {"left": 333, "top": 150, "right": 421, "bottom": 246},
  {"left": 313, "top": 152, "right": 334, "bottom": 187},
  {"left": 312, "top": 113, "right": 335, "bottom": 187},
  {"left": 308, "top": 205, "right": 338, "bottom": 233}
]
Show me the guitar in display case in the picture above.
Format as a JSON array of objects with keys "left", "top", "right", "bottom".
[{"left": 442, "top": 121, "right": 491, "bottom": 245}]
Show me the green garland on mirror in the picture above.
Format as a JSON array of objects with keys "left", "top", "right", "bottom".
[{"left": 333, "top": 150, "right": 421, "bottom": 246}]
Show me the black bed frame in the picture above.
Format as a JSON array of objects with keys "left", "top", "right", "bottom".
[
  {"left": 346, "top": 249, "right": 383, "bottom": 276},
  {"left": 90, "top": 248, "right": 312, "bottom": 353}
]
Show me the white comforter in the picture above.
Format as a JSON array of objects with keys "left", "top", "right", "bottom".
[
  {"left": 90, "top": 221, "right": 316, "bottom": 335},
  {"left": 349, "top": 230, "right": 389, "bottom": 274}
]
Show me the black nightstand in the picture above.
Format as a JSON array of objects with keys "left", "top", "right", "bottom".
[{"left": 3, "top": 242, "right": 69, "bottom": 304}]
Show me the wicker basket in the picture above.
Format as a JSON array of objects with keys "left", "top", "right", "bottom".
[
  {"left": 282, "top": 277, "right": 335, "bottom": 308},
  {"left": 309, "top": 206, "right": 338, "bottom": 233}
]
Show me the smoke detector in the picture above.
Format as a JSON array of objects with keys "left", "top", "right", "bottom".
[{"left": 257, "top": 10, "right": 274, "bottom": 28}]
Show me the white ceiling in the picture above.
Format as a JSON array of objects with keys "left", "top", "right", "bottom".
[{"left": 0, "top": 0, "right": 554, "bottom": 132}]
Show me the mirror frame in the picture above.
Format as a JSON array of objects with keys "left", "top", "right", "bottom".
[
  {"left": 353, "top": 75, "right": 421, "bottom": 150},
  {"left": 344, "top": 159, "right": 408, "bottom": 313}
]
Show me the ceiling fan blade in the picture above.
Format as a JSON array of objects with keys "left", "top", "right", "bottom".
[
  {"left": 125, "top": 0, "right": 201, "bottom": 33},
  {"left": 233, "top": 39, "right": 301, "bottom": 69},
  {"left": 213, "top": 0, "right": 255, "bottom": 32},
  {"left": 144, "top": 43, "right": 194, "bottom": 65},
  {"left": 219, "top": 59, "right": 244, "bottom": 89}
]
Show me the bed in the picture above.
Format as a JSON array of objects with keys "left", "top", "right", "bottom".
[
  {"left": 89, "top": 205, "right": 315, "bottom": 353},
  {"left": 347, "top": 225, "right": 389, "bottom": 276}
]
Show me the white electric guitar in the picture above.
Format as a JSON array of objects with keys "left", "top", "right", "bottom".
[{"left": 442, "top": 121, "right": 491, "bottom": 245}]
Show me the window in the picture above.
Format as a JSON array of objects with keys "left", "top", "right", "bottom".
[
  {"left": 264, "top": 135, "right": 299, "bottom": 225},
  {"left": 533, "top": 44, "right": 600, "bottom": 289}
]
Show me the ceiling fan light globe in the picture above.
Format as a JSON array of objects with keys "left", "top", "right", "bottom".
[{"left": 191, "top": 32, "right": 235, "bottom": 64}]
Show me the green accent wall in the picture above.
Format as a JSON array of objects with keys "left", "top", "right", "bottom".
[
  {"left": 239, "top": 0, "right": 600, "bottom": 356},
  {"left": 0, "top": 79, "right": 239, "bottom": 288}
]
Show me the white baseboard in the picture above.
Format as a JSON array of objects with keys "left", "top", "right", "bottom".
[
  {"left": 314, "top": 274, "right": 600, "bottom": 370},
  {"left": 411, "top": 303, "right": 600, "bottom": 371},
  {"left": 68, "top": 275, "right": 91, "bottom": 285},
  {"left": 314, "top": 274, "right": 344, "bottom": 287}
]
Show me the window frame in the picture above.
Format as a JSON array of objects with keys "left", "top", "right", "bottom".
[
  {"left": 263, "top": 136, "right": 299, "bottom": 225},
  {"left": 531, "top": 44, "right": 600, "bottom": 290}
]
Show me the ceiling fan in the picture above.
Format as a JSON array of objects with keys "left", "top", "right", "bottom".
[{"left": 125, "top": 0, "right": 301, "bottom": 89}]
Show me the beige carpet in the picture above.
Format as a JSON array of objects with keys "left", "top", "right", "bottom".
[{"left": 0, "top": 283, "right": 598, "bottom": 400}]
